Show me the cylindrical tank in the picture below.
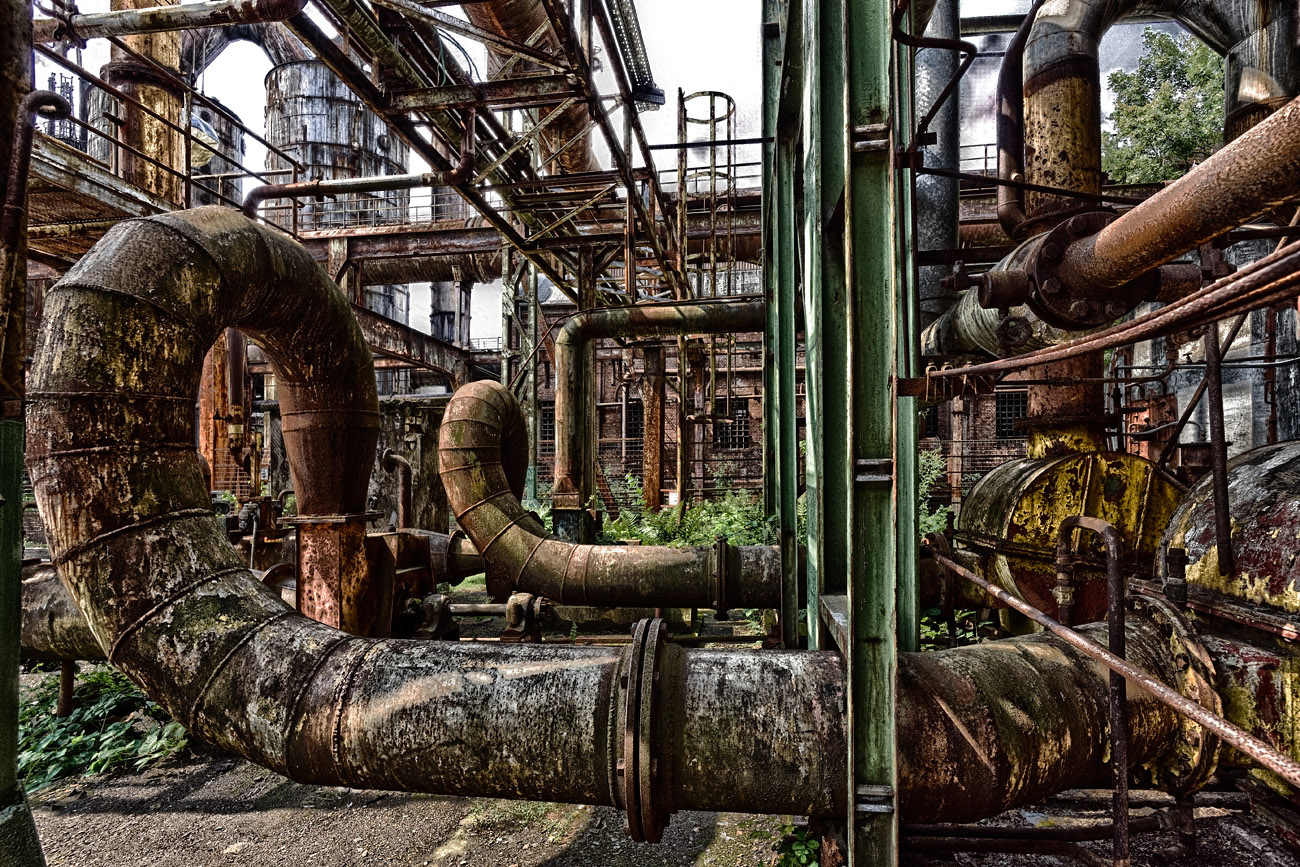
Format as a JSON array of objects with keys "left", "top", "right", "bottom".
[
  {"left": 264, "top": 60, "right": 410, "bottom": 327},
  {"left": 957, "top": 451, "right": 1183, "bottom": 624},
  {"left": 190, "top": 98, "right": 245, "bottom": 209},
  {"left": 1161, "top": 441, "right": 1300, "bottom": 613}
]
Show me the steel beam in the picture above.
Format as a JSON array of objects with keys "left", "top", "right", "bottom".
[
  {"left": 389, "top": 74, "right": 580, "bottom": 112},
  {"left": 350, "top": 304, "right": 470, "bottom": 385},
  {"left": 32, "top": 0, "right": 305, "bottom": 42},
  {"left": 0, "top": 5, "right": 47, "bottom": 862},
  {"left": 762, "top": 0, "right": 801, "bottom": 651}
]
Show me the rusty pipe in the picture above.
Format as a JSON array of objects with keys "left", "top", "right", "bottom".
[
  {"left": 20, "top": 562, "right": 104, "bottom": 662},
  {"left": 1056, "top": 94, "right": 1300, "bottom": 298},
  {"left": 32, "top": 0, "right": 307, "bottom": 43},
  {"left": 994, "top": 0, "right": 1045, "bottom": 239},
  {"left": 552, "top": 301, "right": 764, "bottom": 507},
  {"left": 225, "top": 326, "right": 248, "bottom": 453},
  {"left": 380, "top": 448, "right": 412, "bottom": 530},
  {"left": 23, "top": 206, "right": 1233, "bottom": 833},
  {"left": 243, "top": 110, "right": 475, "bottom": 219},
  {"left": 439, "top": 379, "right": 781, "bottom": 610},
  {"left": 20, "top": 531, "right": 486, "bottom": 659},
  {"left": 25, "top": 206, "right": 848, "bottom": 832},
  {"left": 2, "top": 91, "right": 71, "bottom": 252},
  {"left": 930, "top": 547, "right": 1300, "bottom": 792}
]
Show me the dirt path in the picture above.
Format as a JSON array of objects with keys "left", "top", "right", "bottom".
[{"left": 29, "top": 752, "right": 786, "bottom": 867}]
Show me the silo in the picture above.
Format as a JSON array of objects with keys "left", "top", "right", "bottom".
[
  {"left": 264, "top": 60, "right": 411, "bottom": 327},
  {"left": 190, "top": 97, "right": 245, "bottom": 209}
]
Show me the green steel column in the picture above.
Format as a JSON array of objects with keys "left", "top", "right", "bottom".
[
  {"left": 0, "top": 6, "right": 48, "bottom": 862},
  {"left": 803, "top": 0, "right": 850, "bottom": 645},
  {"left": 523, "top": 266, "right": 539, "bottom": 505},
  {"left": 762, "top": 0, "right": 800, "bottom": 649},
  {"left": 893, "top": 24, "right": 920, "bottom": 656},
  {"left": 844, "top": 0, "right": 904, "bottom": 860},
  {"left": 761, "top": 0, "right": 778, "bottom": 520}
]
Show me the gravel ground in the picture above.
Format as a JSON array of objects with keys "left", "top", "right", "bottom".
[{"left": 28, "top": 754, "right": 786, "bottom": 867}]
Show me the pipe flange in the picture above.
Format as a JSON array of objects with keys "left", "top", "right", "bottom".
[
  {"left": 714, "top": 536, "right": 730, "bottom": 619},
  {"left": 1128, "top": 595, "right": 1222, "bottom": 796},
  {"left": 1026, "top": 211, "right": 1154, "bottom": 330},
  {"left": 618, "top": 618, "right": 671, "bottom": 842}
]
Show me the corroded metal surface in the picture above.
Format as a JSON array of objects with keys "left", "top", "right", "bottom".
[
  {"left": 958, "top": 450, "right": 1182, "bottom": 624},
  {"left": 1161, "top": 441, "right": 1300, "bottom": 614},
  {"left": 439, "top": 379, "right": 782, "bottom": 609},
  {"left": 32, "top": 0, "right": 306, "bottom": 42},
  {"left": 19, "top": 563, "right": 104, "bottom": 661},
  {"left": 899, "top": 611, "right": 1186, "bottom": 822},
  {"left": 1058, "top": 94, "right": 1300, "bottom": 298}
]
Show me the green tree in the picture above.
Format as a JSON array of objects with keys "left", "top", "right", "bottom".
[{"left": 1102, "top": 29, "right": 1224, "bottom": 184}]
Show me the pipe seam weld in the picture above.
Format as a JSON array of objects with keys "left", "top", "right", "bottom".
[{"left": 107, "top": 563, "right": 249, "bottom": 664}]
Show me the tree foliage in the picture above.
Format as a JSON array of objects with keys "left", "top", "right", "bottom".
[{"left": 1102, "top": 29, "right": 1224, "bottom": 184}]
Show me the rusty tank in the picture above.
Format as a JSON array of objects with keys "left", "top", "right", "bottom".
[
  {"left": 1160, "top": 440, "right": 1300, "bottom": 614},
  {"left": 957, "top": 450, "right": 1183, "bottom": 625}
]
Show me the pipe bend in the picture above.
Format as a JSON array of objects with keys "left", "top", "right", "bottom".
[
  {"left": 25, "top": 208, "right": 622, "bottom": 803},
  {"left": 440, "top": 379, "right": 781, "bottom": 610}
]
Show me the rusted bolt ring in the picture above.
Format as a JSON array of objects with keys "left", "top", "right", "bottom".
[{"left": 618, "top": 618, "right": 669, "bottom": 843}]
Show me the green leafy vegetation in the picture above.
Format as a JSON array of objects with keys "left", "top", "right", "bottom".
[
  {"left": 1102, "top": 29, "right": 1224, "bottom": 184},
  {"left": 18, "top": 667, "right": 188, "bottom": 792},
  {"left": 773, "top": 823, "right": 821, "bottom": 867},
  {"left": 600, "top": 474, "right": 777, "bottom": 547},
  {"left": 917, "top": 447, "right": 952, "bottom": 535},
  {"left": 919, "top": 608, "right": 996, "bottom": 651}
]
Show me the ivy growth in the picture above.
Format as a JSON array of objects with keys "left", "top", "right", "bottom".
[
  {"left": 18, "top": 667, "right": 188, "bottom": 792},
  {"left": 773, "top": 823, "right": 821, "bottom": 867}
]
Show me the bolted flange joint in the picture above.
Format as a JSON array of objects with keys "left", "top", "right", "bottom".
[
  {"left": 1026, "top": 211, "right": 1156, "bottom": 330},
  {"left": 615, "top": 618, "right": 674, "bottom": 842}
]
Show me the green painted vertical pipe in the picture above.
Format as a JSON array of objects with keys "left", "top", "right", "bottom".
[
  {"left": 0, "top": 418, "right": 42, "bottom": 866},
  {"left": 0, "top": 4, "right": 48, "bottom": 861},
  {"left": 844, "top": 0, "right": 901, "bottom": 860},
  {"left": 523, "top": 266, "right": 538, "bottom": 505}
]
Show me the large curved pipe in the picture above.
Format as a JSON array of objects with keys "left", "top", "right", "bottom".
[
  {"left": 24, "top": 206, "right": 843, "bottom": 829},
  {"left": 439, "top": 379, "right": 781, "bottom": 610},
  {"left": 462, "top": 0, "right": 599, "bottom": 176},
  {"left": 551, "top": 301, "right": 765, "bottom": 507}
]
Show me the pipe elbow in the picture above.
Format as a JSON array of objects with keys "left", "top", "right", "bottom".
[{"left": 439, "top": 381, "right": 781, "bottom": 610}]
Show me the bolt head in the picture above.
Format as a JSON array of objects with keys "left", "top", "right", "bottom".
[{"left": 1041, "top": 277, "right": 1062, "bottom": 295}]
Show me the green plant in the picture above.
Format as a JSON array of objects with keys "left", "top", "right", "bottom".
[
  {"left": 917, "top": 447, "right": 952, "bottom": 535},
  {"left": 18, "top": 667, "right": 188, "bottom": 792},
  {"left": 919, "top": 607, "right": 995, "bottom": 651},
  {"left": 773, "top": 823, "right": 820, "bottom": 867},
  {"left": 600, "top": 476, "right": 777, "bottom": 548},
  {"left": 1102, "top": 29, "right": 1224, "bottom": 184},
  {"left": 523, "top": 482, "right": 553, "bottom": 533}
]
